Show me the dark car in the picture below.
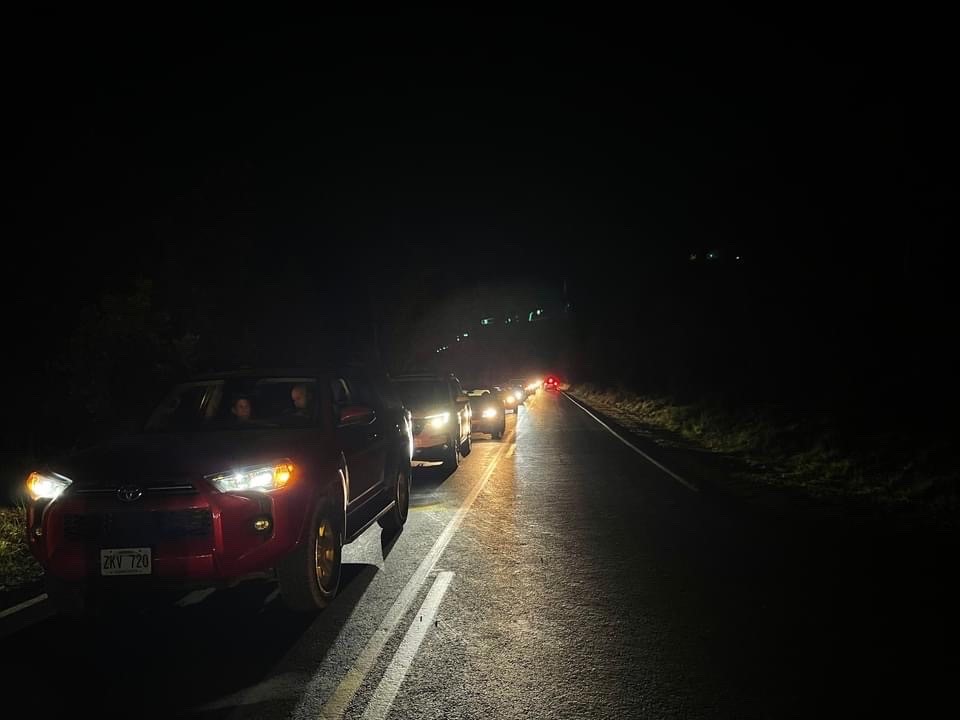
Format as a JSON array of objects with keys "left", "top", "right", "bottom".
[
  {"left": 24, "top": 368, "right": 413, "bottom": 615},
  {"left": 503, "top": 380, "right": 528, "bottom": 405},
  {"left": 392, "top": 373, "right": 472, "bottom": 467},
  {"left": 465, "top": 389, "right": 506, "bottom": 440},
  {"left": 494, "top": 385, "right": 519, "bottom": 414}
]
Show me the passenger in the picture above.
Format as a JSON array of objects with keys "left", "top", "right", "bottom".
[
  {"left": 231, "top": 395, "right": 253, "bottom": 422},
  {"left": 289, "top": 383, "right": 314, "bottom": 418}
]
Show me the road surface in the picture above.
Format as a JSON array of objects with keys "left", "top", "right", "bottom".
[{"left": 4, "top": 391, "right": 958, "bottom": 718}]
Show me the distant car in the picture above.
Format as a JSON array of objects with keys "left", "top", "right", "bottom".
[
  {"left": 493, "top": 385, "right": 519, "bottom": 413},
  {"left": 503, "top": 379, "right": 528, "bottom": 404},
  {"left": 468, "top": 389, "right": 506, "bottom": 440},
  {"left": 24, "top": 367, "right": 413, "bottom": 615},
  {"left": 392, "top": 373, "right": 472, "bottom": 467},
  {"left": 543, "top": 375, "right": 560, "bottom": 391}
]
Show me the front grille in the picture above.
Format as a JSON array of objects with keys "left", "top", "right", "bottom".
[
  {"left": 63, "top": 509, "right": 212, "bottom": 542},
  {"left": 73, "top": 484, "right": 197, "bottom": 497}
]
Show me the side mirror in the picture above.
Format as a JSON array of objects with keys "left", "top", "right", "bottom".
[{"left": 339, "top": 404, "right": 376, "bottom": 426}]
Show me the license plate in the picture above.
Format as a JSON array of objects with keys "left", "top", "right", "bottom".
[{"left": 100, "top": 548, "right": 152, "bottom": 576}]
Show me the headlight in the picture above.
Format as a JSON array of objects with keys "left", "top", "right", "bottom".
[
  {"left": 26, "top": 471, "right": 72, "bottom": 501},
  {"left": 482, "top": 407, "right": 497, "bottom": 418},
  {"left": 427, "top": 412, "right": 450, "bottom": 429},
  {"left": 512, "top": 393, "right": 521, "bottom": 402},
  {"left": 206, "top": 460, "right": 296, "bottom": 493},
  {"left": 505, "top": 395, "right": 516, "bottom": 404}
]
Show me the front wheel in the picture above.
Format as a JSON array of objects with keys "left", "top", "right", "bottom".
[
  {"left": 379, "top": 462, "right": 411, "bottom": 531},
  {"left": 443, "top": 434, "right": 460, "bottom": 468},
  {"left": 278, "top": 500, "right": 342, "bottom": 612}
]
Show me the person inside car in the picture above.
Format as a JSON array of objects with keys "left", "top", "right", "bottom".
[
  {"left": 231, "top": 395, "right": 253, "bottom": 422},
  {"left": 289, "top": 383, "right": 314, "bottom": 418}
]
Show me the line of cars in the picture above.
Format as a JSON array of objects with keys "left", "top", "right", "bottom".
[{"left": 22, "top": 364, "right": 550, "bottom": 617}]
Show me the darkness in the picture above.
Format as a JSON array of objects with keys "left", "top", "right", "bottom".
[{"left": 2, "top": 9, "right": 957, "bottom": 460}]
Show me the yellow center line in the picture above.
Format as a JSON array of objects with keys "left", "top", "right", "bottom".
[{"left": 317, "top": 437, "right": 510, "bottom": 719}]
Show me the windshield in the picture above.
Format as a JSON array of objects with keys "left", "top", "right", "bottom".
[
  {"left": 144, "top": 377, "right": 321, "bottom": 431},
  {"left": 394, "top": 380, "right": 449, "bottom": 409}
]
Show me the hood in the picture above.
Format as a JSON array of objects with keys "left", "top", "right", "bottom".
[{"left": 50, "top": 429, "right": 323, "bottom": 489}]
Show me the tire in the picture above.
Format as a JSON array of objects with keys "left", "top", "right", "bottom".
[
  {"left": 443, "top": 434, "right": 460, "bottom": 468},
  {"left": 460, "top": 433, "right": 472, "bottom": 456},
  {"left": 378, "top": 461, "right": 411, "bottom": 531},
  {"left": 278, "top": 498, "right": 343, "bottom": 612}
]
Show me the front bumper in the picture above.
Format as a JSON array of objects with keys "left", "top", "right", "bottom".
[
  {"left": 472, "top": 415, "right": 504, "bottom": 434},
  {"left": 412, "top": 426, "right": 457, "bottom": 460},
  {"left": 28, "top": 481, "right": 313, "bottom": 587}
]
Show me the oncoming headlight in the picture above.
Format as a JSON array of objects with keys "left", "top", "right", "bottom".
[
  {"left": 427, "top": 412, "right": 450, "bottom": 429},
  {"left": 206, "top": 461, "right": 297, "bottom": 493},
  {"left": 26, "top": 471, "right": 72, "bottom": 501},
  {"left": 482, "top": 407, "right": 497, "bottom": 418}
]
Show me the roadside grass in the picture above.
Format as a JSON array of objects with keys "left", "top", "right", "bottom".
[
  {"left": 569, "top": 383, "right": 959, "bottom": 521},
  {"left": 0, "top": 505, "right": 42, "bottom": 592}
]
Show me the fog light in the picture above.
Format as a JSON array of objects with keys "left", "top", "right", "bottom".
[{"left": 253, "top": 517, "right": 272, "bottom": 532}]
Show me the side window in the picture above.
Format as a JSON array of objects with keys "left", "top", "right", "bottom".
[
  {"left": 346, "top": 376, "right": 379, "bottom": 410},
  {"left": 375, "top": 377, "right": 401, "bottom": 410},
  {"left": 331, "top": 378, "right": 351, "bottom": 421}
]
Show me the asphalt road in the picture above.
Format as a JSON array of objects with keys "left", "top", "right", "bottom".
[{"left": 4, "top": 391, "right": 958, "bottom": 718}]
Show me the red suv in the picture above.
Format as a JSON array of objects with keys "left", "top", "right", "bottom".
[{"left": 24, "top": 368, "right": 413, "bottom": 615}]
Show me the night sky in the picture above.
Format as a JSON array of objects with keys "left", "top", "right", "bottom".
[{"left": 4, "top": 10, "right": 957, "bottom": 429}]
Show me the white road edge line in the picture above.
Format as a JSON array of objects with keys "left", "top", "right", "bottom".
[
  {"left": 0, "top": 593, "right": 47, "bottom": 619},
  {"left": 318, "top": 432, "right": 512, "bottom": 719},
  {"left": 359, "top": 571, "right": 455, "bottom": 720},
  {"left": 562, "top": 392, "right": 698, "bottom": 493}
]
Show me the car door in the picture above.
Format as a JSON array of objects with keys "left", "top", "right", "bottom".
[
  {"left": 344, "top": 373, "right": 390, "bottom": 494},
  {"left": 331, "top": 377, "right": 380, "bottom": 513},
  {"left": 449, "top": 378, "right": 470, "bottom": 443}
]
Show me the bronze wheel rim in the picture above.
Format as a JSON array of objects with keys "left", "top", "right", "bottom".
[{"left": 315, "top": 518, "right": 337, "bottom": 591}]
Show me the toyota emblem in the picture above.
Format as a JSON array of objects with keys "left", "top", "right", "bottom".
[{"left": 117, "top": 486, "right": 143, "bottom": 503}]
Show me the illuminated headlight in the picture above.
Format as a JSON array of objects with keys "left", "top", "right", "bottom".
[
  {"left": 482, "top": 407, "right": 497, "bottom": 418},
  {"left": 505, "top": 395, "right": 516, "bottom": 404},
  {"left": 427, "top": 412, "right": 450, "bottom": 429},
  {"left": 206, "top": 461, "right": 296, "bottom": 493},
  {"left": 26, "top": 471, "right": 72, "bottom": 501},
  {"left": 512, "top": 393, "right": 521, "bottom": 402}
]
